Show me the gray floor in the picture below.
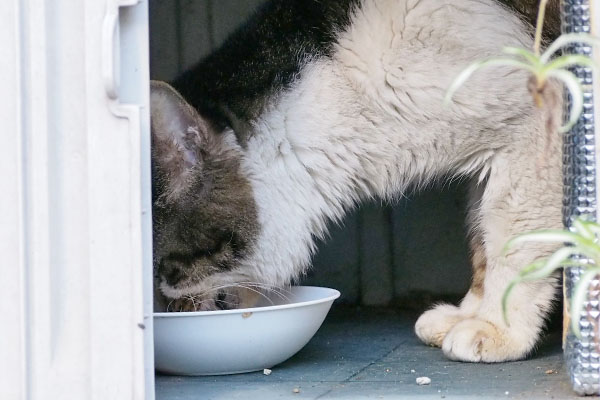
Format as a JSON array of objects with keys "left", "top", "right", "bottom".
[{"left": 155, "top": 307, "right": 582, "bottom": 399}]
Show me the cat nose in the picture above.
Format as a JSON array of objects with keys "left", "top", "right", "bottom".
[{"left": 159, "top": 259, "right": 186, "bottom": 286}]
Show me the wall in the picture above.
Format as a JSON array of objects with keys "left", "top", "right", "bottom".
[{"left": 149, "top": 0, "right": 472, "bottom": 306}]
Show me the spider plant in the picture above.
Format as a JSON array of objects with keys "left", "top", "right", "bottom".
[
  {"left": 501, "top": 218, "right": 600, "bottom": 339},
  {"left": 444, "top": 0, "right": 600, "bottom": 133}
]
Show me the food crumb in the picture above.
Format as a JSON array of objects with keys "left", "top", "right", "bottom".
[
  {"left": 292, "top": 387, "right": 300, "bottom": 394},
  {"left": 416, "top": 377, "right": 431, "bottom": 385},
  {"left": 545, "top": 369, "right": 557, "bottom": 374},
  {"left": 263, "top": 369, "right": 272, "bottom": 376},
  {"left": 410, "top": 369, "right": 416, "bottom": 373}
]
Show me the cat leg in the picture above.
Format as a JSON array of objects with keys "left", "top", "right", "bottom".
[
  {"left": 415, "top": 183, "right": 486, "bottom": 347},
  {"left": 414, "top": 235, "right": 484, "bottom": 347},
  {"left": 441, "top": 144, "right": 561, "bottom": 362}
]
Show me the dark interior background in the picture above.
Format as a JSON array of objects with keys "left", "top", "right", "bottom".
[{"left": 149, "top": 0, "right": 473, "bottom": 307}]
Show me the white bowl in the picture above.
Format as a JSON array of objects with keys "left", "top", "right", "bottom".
[{"left": 153, "top": 286, "right": 340, "bottom": 375}]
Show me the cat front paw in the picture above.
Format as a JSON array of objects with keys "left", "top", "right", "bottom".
[
  {"left": 415, "top": 304, "right": 465, "bottom": 347},
  {"left": 441, "top": 318, "right": 530, "bottom": 362}
]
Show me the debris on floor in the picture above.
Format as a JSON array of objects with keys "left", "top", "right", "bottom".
[
  {"left": 416, "top": 376, "right": 431, "bottom": 385},
  {"left": 292, "top": 387, "right": 300, "bottom": 394},
  {"left": 263, "top": 369, "right": 272, "bottom": 376}
]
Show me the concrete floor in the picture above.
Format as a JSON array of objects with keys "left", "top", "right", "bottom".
[{"left": 155, "top": 307, "right": 582, "bottom": 399}]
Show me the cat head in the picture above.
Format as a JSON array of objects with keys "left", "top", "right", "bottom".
[{"left": 150, "top": 81, "right": 260, "bottom": 311}]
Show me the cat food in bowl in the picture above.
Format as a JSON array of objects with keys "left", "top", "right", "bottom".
[{"left": 153, "top": 286, "right": 340, "bottom": 375}]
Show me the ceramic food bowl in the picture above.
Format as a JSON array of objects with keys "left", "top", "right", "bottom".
[{"left": 153, "top": 286, "right": 340, "bottom": 375}]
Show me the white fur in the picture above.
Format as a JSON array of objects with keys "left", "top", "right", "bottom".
[
  {"left": 415, "top": 290, "right": 482, "bottom": 347},
  {"left": 176, "top": 0, "right": 563, "bottom": 362}
]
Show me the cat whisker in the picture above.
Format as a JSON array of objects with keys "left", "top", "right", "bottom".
[
  {"left": 235, "top": 281, "right": 293, "bottom": 302},
  {"left": 185, "top": 294, "right": 199, "bottom": 311},
  {"left": 233, "top": 284, "right": 276, "bottom": 306},
  {"left": 166, "top": 298, "right": 177, "bottom": 312},
  {"left": 169, "top": 282, "right": 294, "bottom": 310}
]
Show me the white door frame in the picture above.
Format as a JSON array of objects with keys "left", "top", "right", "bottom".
[{"left": 0, "top": 0, "right": 154, "bottom": 398}]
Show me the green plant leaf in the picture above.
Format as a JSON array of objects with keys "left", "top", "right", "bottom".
[
  {"left": 572, "top": 218, "right": 597, "bottom": 240},
  {"left": 580, "top": 219, "right": 600, "bottom": 236},
  {"left": 540, "top": 33, "right": 600, "bottom": 64},
  {"left": 445, "top": 58, "right": 534, "bottom": 106},
  {"left": 505, "top": 225, "right": 600, "bottom": 267},
  {"left": 502, "top": 255, "right": 596, "bottom": 325},
  {"left": 542, "top": 54, "right": 600, "bottom": 76},
  {"left": 519, "top": 247, "right": 580, "bottom": 281},
  {"left": 502, "top": 46, "right": 541, "bottom": 67},
  {"left": 517, "top": 258, "right": 552, "bottom": 276},
  {"left": 504, "top": 230, "right": 581, "bottom": 252},
  {"left": 504, "top": 248, "right": 578, "bottom": 324},
  {"left": 502, "top": 279, "right": 519, "bottom": 325},
  {"left": 546, "top": 69, "right": 584, "bottom": 133}
]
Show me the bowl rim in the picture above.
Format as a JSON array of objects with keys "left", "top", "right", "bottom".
[{"left": 153, "top": 285, "right": 340, "bottom": 318}]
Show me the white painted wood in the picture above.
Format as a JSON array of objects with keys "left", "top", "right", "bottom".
[
  {"left": 0, "top": 0, "right": 152, "bottom": 398},
  {"left": 9, "top": 1, "right": 54, "bottom": 399},
  {"left": 0, "top": 0, "right": 26, "bottom": 398},
  {"left": 106, "top": 1, "right": 155, "bottom": 397},
  {"left": 88, "top": 0, "right": 151, "bottom": 398}
]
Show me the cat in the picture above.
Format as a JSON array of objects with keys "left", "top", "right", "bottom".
[{"left": 151, "top": 0, "right": 563, "bottom": 363}]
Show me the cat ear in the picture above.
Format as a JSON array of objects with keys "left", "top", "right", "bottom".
[{"left": 150, "top": 80, "right": 209, "bottom": 199}]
